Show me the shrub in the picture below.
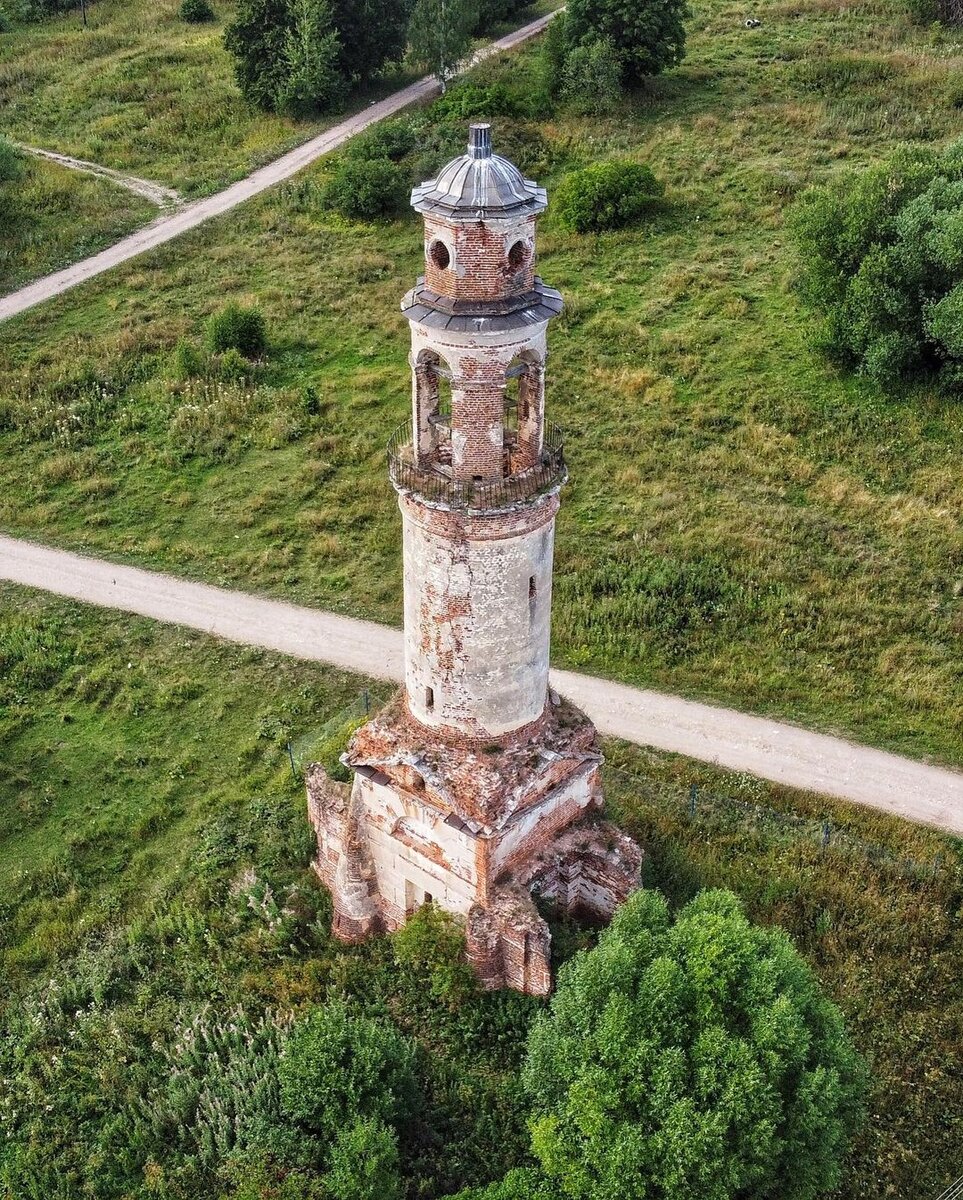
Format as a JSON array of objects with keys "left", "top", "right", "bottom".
[
  {"left": 790, "top": 138, "right": 963, "bottom": 395},
  {"left": 325, "top": 1117, "right": 401, "bottom": 1200},
  {"left": 170, "top": 339, "right": 205, "bottom": 381},
  {"left": 323, "top": 157, "right": 407, "bottom": 219},
  {"left": 347, "top": 118, "right": 418, "bottom": 163},
  {"left": 278, "top": 1001, "right": 416, "bottom": 1145},
  {"left": 554, "top": 160, "right": 663, "bottom": 233},
  {"left": 559, "top": 37, "right": 622, "bottom": 115},
  {"left": 432, "top": 81, "right": 520, "bottom": 120},
  {"left": 180, "top": 0, "right": 215, "bottom": 21},
  {"left": 205, "top": 302, "right": 267, "bottom": 358},
  {"left": 565, "top": 0, "right": 688, "bottom": 85},
  {"left": 392, "top": 902, "right": 476, "bottom": 1012},
  {"left": 523, "top": 889, "right": 867, "bottom": 1200},
  {"left": 443, "top": 1168, "right": 557, "bottom": 1200}
]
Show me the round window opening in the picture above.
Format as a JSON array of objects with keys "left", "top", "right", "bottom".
[
  {"left": 508, "top": 240, "right": 528, "bottom": 270},
  {"left": 430, "top": 240, "right": 451, "bottom": 270}
]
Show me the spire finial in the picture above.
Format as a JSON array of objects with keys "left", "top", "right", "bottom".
[{"left": 468, "top": 123, "right": 492, "bottom": 160}]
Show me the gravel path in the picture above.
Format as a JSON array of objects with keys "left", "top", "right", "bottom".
[
  {"left": 0, "top": 12, "right": 558, "bottom": 324},
  {"left": 2, "top": 533, "right": 961, "bottom": 835},
  {"left": 16, "top": 145, "right": 182, "bottom": 206}
]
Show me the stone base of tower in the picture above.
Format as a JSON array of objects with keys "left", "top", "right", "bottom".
[{"left": 305, "top": 690, "right": 643, "bottom": 996}]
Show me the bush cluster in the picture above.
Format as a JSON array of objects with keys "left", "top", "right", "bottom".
[
  {"left": 539, "top": 0, "right": 688, "bottom": 113},
  {"left": 205, "top": 302, "right": 267, "bottom": 358},
  {"left": 554, "top": 160, "right": 664, "bottom": 233},
  {"left": 180, "top": 0, "right": 215, "bottom": 21},
  {"left": 791, "top": 138, "right": 963, "bottom": 396}
]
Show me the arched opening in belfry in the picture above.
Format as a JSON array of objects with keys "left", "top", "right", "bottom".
[
  {"left": 414, "top": 349, "right": 454, "bottom": 467},
  {"left": 503, "top": 351, "right": 542, "bottom": 474}
]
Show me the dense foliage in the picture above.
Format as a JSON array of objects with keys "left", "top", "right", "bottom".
[
  {"left": 205, "top": 302, "right": 268, "bottom": 357},
  {"left": 792, "top": 138, "right": 963, "bottom": 397},
  {"left": 541, "top": 0, "right": 688, "bottom": 105},
  {"left": 553, "top": 161, "right": 664, "bottom": 233},
  {"left": 180, "top": 0, "right": 215, "bottom": 23},
  {"left": 224, "top": 0, "right": 407, "bottom": 114},
  {"left": 406, "top": 0, "right": 474, "bottom": 88},
  {"left": 522, "top": 888, "right": 867, "bottom": 1200},
  {"left": 323, "top": 155, "right": 408, "bottom": 218}
]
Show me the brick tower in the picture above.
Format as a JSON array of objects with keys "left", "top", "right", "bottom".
[{"left": 307, "top": 124, "right": 641, "bottom": 995}]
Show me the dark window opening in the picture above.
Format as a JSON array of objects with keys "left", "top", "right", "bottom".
[
  {"left": 425, "top": 686, "right": 434, "bottom": 710},
  {"left": 430, "top": 240, "right": 451, "bottom": 270},
  {"left": 508, "top": 240, "right": 527, "bottom": 270},
  {"left": 529, "top": 574, "right": 537, "bottom": 619},
  {"left": 424, "top": 892, "right": 433, "bottom": 904}
]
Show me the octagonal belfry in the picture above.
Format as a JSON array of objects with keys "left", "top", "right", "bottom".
[{"left": 306, "top": 125, "right": 641, "bottom": 995}]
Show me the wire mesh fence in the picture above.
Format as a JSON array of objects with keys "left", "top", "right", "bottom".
[{"left": 285, "top": 690, "right": 376, "bottom": 780}]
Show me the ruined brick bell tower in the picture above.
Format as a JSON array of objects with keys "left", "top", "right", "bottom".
[{"left": 307, "top": 124, "right": 641, "bottom": 995}]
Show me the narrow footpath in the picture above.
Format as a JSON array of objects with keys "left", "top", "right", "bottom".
[
  {"left": 16, "top": 145, "right": 182, "bottom": 207},
  {"left": 0, "top": 12, "right": 558, "bottom": 325},
  {"left": 2, "top": 533, "right": 961, "bottom": 835}
]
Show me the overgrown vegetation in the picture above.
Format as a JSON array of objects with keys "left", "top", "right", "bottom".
[
  {"left": 0, "top": 140, "right": 154, "bottom": 293},
  {"left": 523, "top": 888, "right": 866, "bottom": 1200},
  {"left": 1, "top": 0, "right": 962, "bottom": 770},
  {"left": 792, "top": 138, "right": 963, "bottom": 397},
  {"left": 0, "top": 589, "right": 959, "bottom": 1197}
]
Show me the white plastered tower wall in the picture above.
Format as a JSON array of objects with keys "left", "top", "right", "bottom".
[{"left": 307, "top": 123, "right": 643, "bottom": 994}]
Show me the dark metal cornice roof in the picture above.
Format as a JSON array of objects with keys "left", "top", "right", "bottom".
[{"left": 401, "top": 277, "right": 563, "bottom": 333}]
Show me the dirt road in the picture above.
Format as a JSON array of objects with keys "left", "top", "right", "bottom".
[
  {"left": 2, "top": 532, "right": 961, "bottom": 835},
  {"left": 0, "top": 12, "right": 558, "bottom": 325}
]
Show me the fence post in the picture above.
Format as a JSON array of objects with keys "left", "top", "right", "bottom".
[
  {"left": 287, "top": 741, "right": 298, "bottom": 783},
  {"left": 363, "top": 689, "right": 370, "bottom": 715},
  {"left": 821, "top": 821, "right": 831, "bottom": 850},
  {"left": 689, "top": 784, "right": 698, "bottom": 820}
]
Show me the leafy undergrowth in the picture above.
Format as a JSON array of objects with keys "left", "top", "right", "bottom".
[
  {"left": 0, "top": 588, "right": 960, "bottom": 1197},
  {"left": 1, "top": 0, "right": 961, "bottom": 768}
]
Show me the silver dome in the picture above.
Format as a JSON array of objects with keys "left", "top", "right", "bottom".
[{"left": 411, "top": 123, "right": 547, "bottom": 220}]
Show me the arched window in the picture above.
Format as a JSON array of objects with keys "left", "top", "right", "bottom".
[
  {"left": 429, "top": 239, "right": 451, "bottom": 271},
  {"left": 503, "top": 352, "right": 542, "bottom": 475},
  {"left": 414, "top": 349, "right": 454, "bottom": 465}
]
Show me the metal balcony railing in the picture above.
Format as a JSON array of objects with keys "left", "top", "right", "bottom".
[{"left": 387, "top": 419, "right": 565, "bottom": 510}]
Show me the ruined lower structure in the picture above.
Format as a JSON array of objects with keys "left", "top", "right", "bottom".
[{"left": 307, "top": 124, "right": 641, "bottom": 995}]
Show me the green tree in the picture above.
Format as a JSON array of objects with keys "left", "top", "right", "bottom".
[
  {"left": 559, "top": 38, "right": 622, "bottom": 115},
  {"left": 333, "top": 0, "right": 410, "bottom": 84},
  {"left": 223, "top": 0, "right": 293, "bottom": 110},
  {"left": 406, "top": 0, "right": 474, "bottom": 90},
  {"left": 275, "top": 0, "right": 345, "bottom": 117},
  {"left": 565, "top": 0, "right": 688, "bottom": 85},
  {"left": 523, "top": 889, "right": 866, "bottom": 1200},
  {"left": 278, "top": 1001, "right": 416, "bottom": 1145},
  {"left": 325, "top": 1117, "right": 402, "bottom": 1200},
  {"left": 791, "top": 138, "right": 963, "bottom": 396}
]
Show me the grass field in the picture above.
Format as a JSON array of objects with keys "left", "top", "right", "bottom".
[
  {"left": 0, "top": 0, "right": 551, "bottom": 197},
  {"left": 2, "top": 0, "right": 962, "bottom": 769},
  {"left": 0, "top": 150, "right": 156, "bottom": 292},
  {"left": 0, "top": 0, "right": 394, "bottom": 195},
  {"left": 0, "top": 585, "right": 960, "bottom": 1197}
]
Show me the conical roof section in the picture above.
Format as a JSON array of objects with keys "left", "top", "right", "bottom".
[{"left": 411, "top": 123, "right": 547, "bottom": 220}]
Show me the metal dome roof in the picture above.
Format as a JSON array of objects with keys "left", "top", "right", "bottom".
[{"left": 411, "top": 123, "right": 547, "bottom": 220}]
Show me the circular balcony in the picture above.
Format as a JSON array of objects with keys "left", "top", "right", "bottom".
[{"left": 387, "top": 419, "right": 566, "bottom": 511}]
